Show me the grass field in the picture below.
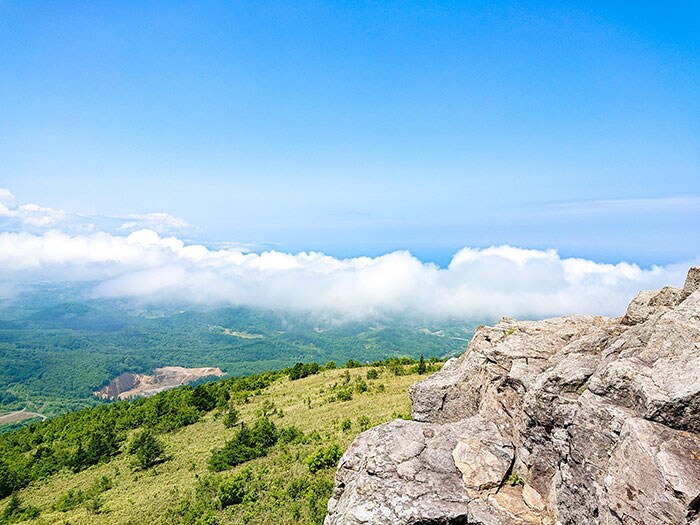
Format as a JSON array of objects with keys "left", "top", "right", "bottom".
[{"left": 1, "top": 364, "right": 433, "bottom": 524}]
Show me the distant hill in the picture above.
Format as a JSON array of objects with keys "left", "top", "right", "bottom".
[{"left": 0, "top": 294, "right": 482, "bottom": 419}]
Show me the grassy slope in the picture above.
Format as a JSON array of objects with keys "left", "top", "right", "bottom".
[{"left": 2, "top": 365, "right": 430, "bottom": 524}]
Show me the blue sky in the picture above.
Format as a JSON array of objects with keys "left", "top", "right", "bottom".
[{"left": 1, "top": 1, "right": 698, "bottom": 266}]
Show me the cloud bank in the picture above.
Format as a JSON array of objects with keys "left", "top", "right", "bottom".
[{"left": 0, "top": 228, "right": 693, "bottom": 320}]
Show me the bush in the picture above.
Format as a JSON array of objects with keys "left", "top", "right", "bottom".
[
  {"left": 127, "top": 430, "right": 166, "bottom": 470},
  {"left": 335, "top": 388, "right": 353, "bottom": 402},
  {"left": 507, "top": 472, "right": 525, "bottom": 486},
  {"left": 325, "top": 361, "right": 336, "bottom": 370},
  {"left": 390, "top": 364, "right": 405, "bottom": 376},
  {"left": 366, "top": 368, "right": 379, "bottom": 380},
  {"left": 278, "top": 425, "right": 305, "bottom": 445},
  {"left": 223, "top": 406, "right": 240, "bottom": 428},
  {"left": 54, "top": 489, "right": 84, "bottom": 512},
  {"left": 209, "top": 417, "right": 278, "bottom": 471},
  {"left": 218, "top": 468, "right": 253, "bottom": 507},
  {"left": 344, "top": 359, "right": 362, "bottom": 368},
  {"left": 358, "top": 415, "right": 372, "bottom": 431},
  {"left": 340, "top": 418, "right": 352, "bottom": 432},
  {"left": 288, "top": 362, "right": 321, "bottom": 381},
  {"left": 0, "top": 494, "right": 40, "bottom": 523},
  {"left": 306, "top": 443, "right": 343, "bottom": 473}
]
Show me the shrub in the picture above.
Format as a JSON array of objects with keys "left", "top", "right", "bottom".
[
  {"left": 0, "top": 494, "right": 40, "bottom": 523},
  {"left": 366, "top": 368, "right": 379, "bottom": 380},
  {"left": 218, "top": 468, "right": 253, "bottom": 507},
  {"left": 288, "top": 362, "right": 321, "bottom": 381},
  {"left": 54, "top": 489, "right": 84, "bottom": 512},
  {"left": 325, "top": 361, "right": 337, "bottom": 370},
  {"left": 336, "top": 388, "right": 353, "bottom": 402},
  {"left": 340, "top": 418, "right": 352, "bottom": 432},
  {"left": 306, "top": 443, "right": 343, "bottom": 473},
  {"left": 357, "top": 415, "right": 372, "bottom": 431},
  {"left": 507, "top": 472, "right": 525, "bottom": 486},
  {"left": 223, "top": 406, "right": 240, "bottom": 428},
  {"left": 209, "top": 417, "right": 278, "bottom": 471},
  {"left": 127, "top": 430, "right": 166, "bottom": 470},
  {"left": 278, "top": 425, "right": 305, "bottom": 445},
  {"left": 191, "top": 385, "right": 217, "bottom": 412},
  {"left": 391, "top": 364, "right": 405, "bottom": 376}
]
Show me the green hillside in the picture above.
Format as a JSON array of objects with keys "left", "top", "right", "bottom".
[
  {"left": 0, "top": 295, "right": 478, "bottom": 419},
  {"left": 0, "top": 359, "right": 443, "bottom": 524}
]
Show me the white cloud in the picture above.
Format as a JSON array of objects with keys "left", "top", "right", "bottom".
[
  {"left": 0, "top": 189, "right": 17, "bottom": 216},
  {"left": 17, "top": 203, "right": 66, "bottom": 227},
  {"left": 0, "top": 188, "right": 190, "bottom": 235},
  {"left": 0, "top": 187, "right": 695, "bottom": 320},
  {"left": 547, "top": 195, "right": 700, "bottom": 215},
  {"left": 0, "top": 189, "right": 66, "bottom": 228},
  {"left": 0, "top": 228, "right": 693, "bottom": 319},
  {"left": 118, "top": 212, "right": 192, "bottom": 234}
]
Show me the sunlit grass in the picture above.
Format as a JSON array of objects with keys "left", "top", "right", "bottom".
[{"left": 3, "top": 365, "right": 435, "bottom": 524}]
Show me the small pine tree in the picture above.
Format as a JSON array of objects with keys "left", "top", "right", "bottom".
[
  {"left": 417, "top": 354, "right": 427, "bottom": 374},
  {"left": 127, "top": 430, "right": 166, "bottom": 470},
  {"left": 223, "top": 406, "right": 240, "bottom": 428}
]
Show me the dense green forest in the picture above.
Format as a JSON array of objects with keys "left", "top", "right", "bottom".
[{"left": 0, "top": 286, "right": 480, "bottom": 419}]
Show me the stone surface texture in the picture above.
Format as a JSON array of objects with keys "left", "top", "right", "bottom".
[{"left": 325, "top": 268, "right": 700, "bottom": 525}]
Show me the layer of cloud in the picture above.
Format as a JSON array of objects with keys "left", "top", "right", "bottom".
[{"left": 0, "top": 228, "right": 693, "bottom": 319}]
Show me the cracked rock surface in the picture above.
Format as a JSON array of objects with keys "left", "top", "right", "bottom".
[{"left": 325, "top": 268, "right": 700, "bottom": 525}]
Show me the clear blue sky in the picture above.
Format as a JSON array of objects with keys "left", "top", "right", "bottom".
[{"left": 1, "top": 1, "right": 698, "bottom": 266}]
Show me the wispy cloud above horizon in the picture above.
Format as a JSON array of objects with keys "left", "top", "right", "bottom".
[
  {"left": 546, "top": 195, "right": 700, "bottom": 215},
  {"left": 0, "top": 189, "right": 192, "bottom": 236}
]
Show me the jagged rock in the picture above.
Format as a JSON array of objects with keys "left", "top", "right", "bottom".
[
  {"left": 452, "top": 417, "right": 513, "bottom": 496},
  {"left": 326, "top": 419, "right": 473, "bottom": 524},
  {"left": 326, "top": 267, "right": 700, "bottom": 525}
]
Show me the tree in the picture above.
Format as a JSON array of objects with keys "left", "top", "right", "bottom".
[
  {"left": 417, "top": 354, "right": 427, "bottom": 375},
  {"left": 0, "top": 460, "right": 14, "bottom": 499},
  {"left": 223, "top": 406, "right": 240, "bottom": 428},
  {"left": 127, "top": 430, "right": 166, "bottom": 470}
]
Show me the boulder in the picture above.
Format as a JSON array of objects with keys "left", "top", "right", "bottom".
[{"left": 326, "top": 267, "right": 700, "bottom": 525}]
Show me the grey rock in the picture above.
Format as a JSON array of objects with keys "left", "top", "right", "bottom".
[{"left": 326, "top": 267, "right": 700, "bottom": 525}]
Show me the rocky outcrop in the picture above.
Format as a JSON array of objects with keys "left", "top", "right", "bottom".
[{"left": 326, "top": 268, "right": 700, "bottom": 525}]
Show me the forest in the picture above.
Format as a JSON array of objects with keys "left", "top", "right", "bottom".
[{"left": 0, "top": 287, "right": 479, "bottom": 419}]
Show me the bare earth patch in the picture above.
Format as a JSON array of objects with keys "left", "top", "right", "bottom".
[
  {"left": 0, "top": 409, "right": 47, "bottom": 425},
  {"left": 94, "top": 366, "right": 226, "bottom": 400}
]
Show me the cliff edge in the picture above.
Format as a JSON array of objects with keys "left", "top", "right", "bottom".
[{"left": 325, "top": 268, "right": 700, "bottom": 525}]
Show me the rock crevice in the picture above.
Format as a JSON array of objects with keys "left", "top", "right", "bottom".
[{"left": 325, "top": 268, "right": 700, "bottom": 525}]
